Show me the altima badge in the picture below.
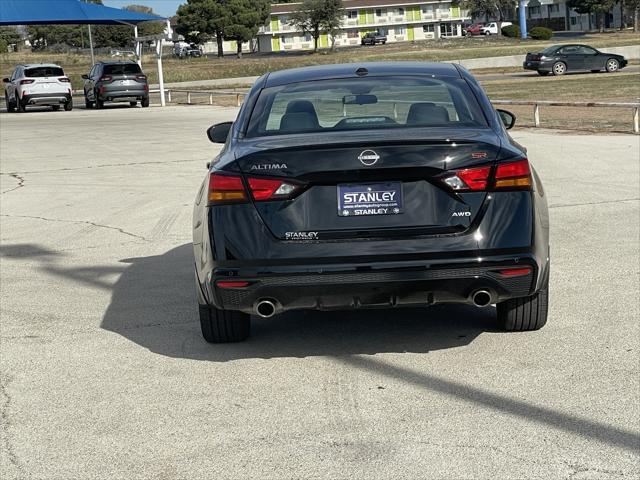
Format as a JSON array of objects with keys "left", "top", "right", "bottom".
[{"left": 358, "top": 150, "right": 380, "bottom": 166}]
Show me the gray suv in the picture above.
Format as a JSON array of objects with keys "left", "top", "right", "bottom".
[{"left": 82, "top": 61, "right": 149, "bottom": 109}]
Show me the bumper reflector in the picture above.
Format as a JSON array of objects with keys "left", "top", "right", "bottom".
[
  {"left": 217, "top": 280, "right": 250, "bottom": 288},
  {"left": 498, "top": 267, "right": 532, "bottom": 277}
]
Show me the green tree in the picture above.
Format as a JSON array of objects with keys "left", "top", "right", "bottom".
[
  {"left": 460, "top": 0, "right": 515, "bottom": 35},
  {"left": 627, "top": 0, "right": 640, "bottom": 31},
  {"left": 0, "top": 26, "right": 21, "bottom": 52},
  {"left": 225, "top": 0, "right": 270, "bottom": 57},
  {"left": 27, "top": 24, "right": 85, "bottom": 50},
  {"left": 176, "top": 0, "right": 231, "bottom": 57},
  {"left": 568, "top": 0, "right": 617, "bottom": 32},
  {"left": 288, "top": 0, "right": 344, "bottom": 52}
]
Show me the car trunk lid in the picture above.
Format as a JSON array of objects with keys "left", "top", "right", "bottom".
[{"left": 235, "top": 129, "right": 501, "bottom": 240}]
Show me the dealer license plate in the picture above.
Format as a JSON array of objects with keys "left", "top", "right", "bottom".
[{"left": 337, "top": 182, "right": 403, "bottom": 217}]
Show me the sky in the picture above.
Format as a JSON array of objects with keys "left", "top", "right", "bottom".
[{"left": 103, "top": 0, "right": 183, "bottom": 17}]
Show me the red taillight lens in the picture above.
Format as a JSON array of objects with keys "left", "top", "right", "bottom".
[
  {"left": 58, "top": 77, "right": 70, "bottom": 83},
  {"left": 99, "top": 75, "right": 113, "bottom": 82},
  {"left": 443, "top": 165, "right": 491, "bottom": 191},
  {"left": 247, "top": 177, "right": 300, "bottom": 201},
  {"left": 19, "top": 79, "right": 35, "bottom": 85},
  {"left": 457, "top": 166, "right": 492, "bottom": 191},
  {"left": 443, "top": 159, "right": 532, "bottom": 192},
  {"left": 494, "top": 159, "right": 532, "bottom": 189},
  {"left": 208, "top": 173, "right": 247, "bottom": 204}
]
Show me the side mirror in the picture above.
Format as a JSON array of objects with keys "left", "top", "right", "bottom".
[
  {"left": 81, "top": 74, "right": 89, "bottom": 80},
  {"left": 497, "top": 109, "right": 516, "bottom": 130},
  {"left": 207, "top": 121, "right": 233, "bottom": 143},
  {"left": 2, "top": 78, "right": 9, "bottom": 83}
]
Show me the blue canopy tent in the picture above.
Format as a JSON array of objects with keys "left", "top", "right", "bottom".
[{"left": 0, "top": 0, "right": 169, "bottom": 105}]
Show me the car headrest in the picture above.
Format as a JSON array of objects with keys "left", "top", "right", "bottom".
[
  {"left": 279, "top": 112, "right": 319, "bottom": 132},
  {"left": 406, "top": 102, "right": 450, "bottom": 125},
  {"left": 285, "top": 100, "right": 319, "bottom": 126}
]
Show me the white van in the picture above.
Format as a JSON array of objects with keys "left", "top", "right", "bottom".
[{"left": 481, "top": 22, "right": 512, "bottom": 35}]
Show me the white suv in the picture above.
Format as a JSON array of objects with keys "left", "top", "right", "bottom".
[
  {"left": 3, "top": 63, "right": 73, "bottom": 112},
  {"left": 481, "top": 22, "right": 512, "bottom": 35}
]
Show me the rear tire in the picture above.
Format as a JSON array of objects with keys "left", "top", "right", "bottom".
[
  {"left": 497, "top": 282, "right": 549, "bottom": 331},
  {"left": 141, "top": 97, "right": 149, "bottom": 108},
  {"left": 537, "top": 71, "right": 549, "bottom": 76},
  {"left": 5, "top": 93, "right": 15, "bottom": 112},
  {"left": 64, "top": 100, "right": 73, "bottom": 111},
  {"left": 16, "top": 98, "right": 25, "bottom": 113},
  {"left": 199, "top": 304, "right": 250, "bottom": 343},
  {"left": 95, "top": 91, "right": 104, "bottom": 109},
  {"left": 52, "top": 105, "right": 60, "bottom": 111},
  {"left": 84, "top": 95, "right": 93, "bottom": 109},
  {"left": 552, "top": 62, "right": 566, "bottom": 76},
  {"left": 129, "top": 101, "right": 137, "bottom": 107}
]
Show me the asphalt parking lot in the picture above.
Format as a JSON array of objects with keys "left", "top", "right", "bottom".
[{"left": 1, "top": 106, "right": 639, "bottom": 479}]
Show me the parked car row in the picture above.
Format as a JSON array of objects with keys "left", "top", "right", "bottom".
[{"left": 3, "top": 60, "right": 149, "bottom": 112}]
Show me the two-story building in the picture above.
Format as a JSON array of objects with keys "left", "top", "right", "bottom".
[{"left": 257, "top": 0, "right": 471, "bottom": 53}]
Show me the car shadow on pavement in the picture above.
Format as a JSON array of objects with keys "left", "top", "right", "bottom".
[{"left": 99, "top": 244, "right": 500, "bottom": 361}]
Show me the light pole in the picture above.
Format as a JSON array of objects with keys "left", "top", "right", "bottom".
[{"left": 519, "top": 0, "right": 528, "bottom": 39}]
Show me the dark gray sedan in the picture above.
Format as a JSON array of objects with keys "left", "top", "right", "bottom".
[{"left": 524, "top": 44, "right": 627, "bottom": 76}]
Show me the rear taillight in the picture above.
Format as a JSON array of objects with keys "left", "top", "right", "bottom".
[
  {"left": 208, "top": 173, "right": 301, "bottom": 205},
  {"left": 494, "top": 159, "right": 532, "bottom": 189},
  {"left": 208, "top": 174, "right": 247, "bottom": 204},
  {"left": 99, "top": 75, "right": 113, "bottom": 82},
  {"left": 58, "top": 77, "right": 70, "bottom": 83},
  {"left": 135, "top": 74, "right": 147, "bottom": 81},
  {"left": 247, "top": 177, "right": 299, "bottom": 201},
  {"left": 19, "top": 79, "right": 35, "bottom": 85},
  {"left": 442, "top": 158, "right": 532, "bottom": 192}
]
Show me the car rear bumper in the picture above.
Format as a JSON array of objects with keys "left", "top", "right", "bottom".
[
  {"left": 205, "top": 254, "right": 541, "bottom": 315},
  {"left": 523, "top": 60, "right": 554, "bottom": 71},
  {"left": 99, "top": 86, "right": 148, "bottom": 101},
  {"left": 22, "top": 92, "right": 71, "bottom": 105}
]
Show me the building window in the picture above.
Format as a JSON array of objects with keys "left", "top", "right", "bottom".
[
  {"left": 303, "top": 34, "right": 312, "bottom": 42},
  {"left": 394, "top": 8, "right": 405, "bottom": 16},
  {"left": 529, "top": 6, "right": 541, "bottom": 15},
  {"left": 421, "top": 5, "right": 434, "bottom": 17},
  {"left": 570, "top": 16, "right": 577, "bottom": 25},
  {"left": 347, "top": 10, "right": 358, "bottom": 19},
  {"left": 440, "top": 22, "right": 454, "bottom": 37},
  {"left": 347, "top": 30, "right": 359, "bottom": 38},
  {"left": 548, "top": 4, "right": 560, "bottom": 13},
  {"left": 422, "top": 24, "right": 435, "bottom": 33},
  {"left": 281, "top": 36, "right": 289, "bottom": 44},
  {"left": 395, "top": 26, "right": 405, "bottom": 35}
]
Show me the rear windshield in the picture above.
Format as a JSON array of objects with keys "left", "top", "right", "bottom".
[
  {"left": 25, "top": 67, "right": 64, "bottom": 77},
  {"left": 246, "top": 76, "right": 488, "bottom": 137},
  {"left": 103, "top": 63, "right": 142, "bottom": 75}
]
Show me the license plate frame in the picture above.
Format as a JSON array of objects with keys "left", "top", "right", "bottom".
[{"left": 337, "top": 182, "right": 403, "bottom": 217}]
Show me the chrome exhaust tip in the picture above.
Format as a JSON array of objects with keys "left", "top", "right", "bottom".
[
  {"left": 255, "top": 299, "right": 277, "bottom": 318},
  {"left": 471, "top": 290, "right": 493, "bottom": 307}
]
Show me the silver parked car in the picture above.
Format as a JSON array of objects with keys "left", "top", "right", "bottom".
[
  {"left": 82, "top": 61, "right": 149, "bottom": 109},
  {"left": 3, "top": 63, "right": 73, "bottom": 112}
]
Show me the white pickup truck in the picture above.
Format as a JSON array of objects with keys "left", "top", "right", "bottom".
[{"left": 481, "top": 21, "right": 512, "bottom": 35}]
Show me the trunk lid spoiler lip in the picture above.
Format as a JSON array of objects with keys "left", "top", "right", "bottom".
[{"left": 233, "top": 128, "right": 501, "bottom": 157}]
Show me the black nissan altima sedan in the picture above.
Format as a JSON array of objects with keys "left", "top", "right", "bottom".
[
  {"left": 524, "top": 44, "right": 627, "bottom": 76},
  {"left": 193, "top": 62, "right": 550, "bottom": 342}
]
